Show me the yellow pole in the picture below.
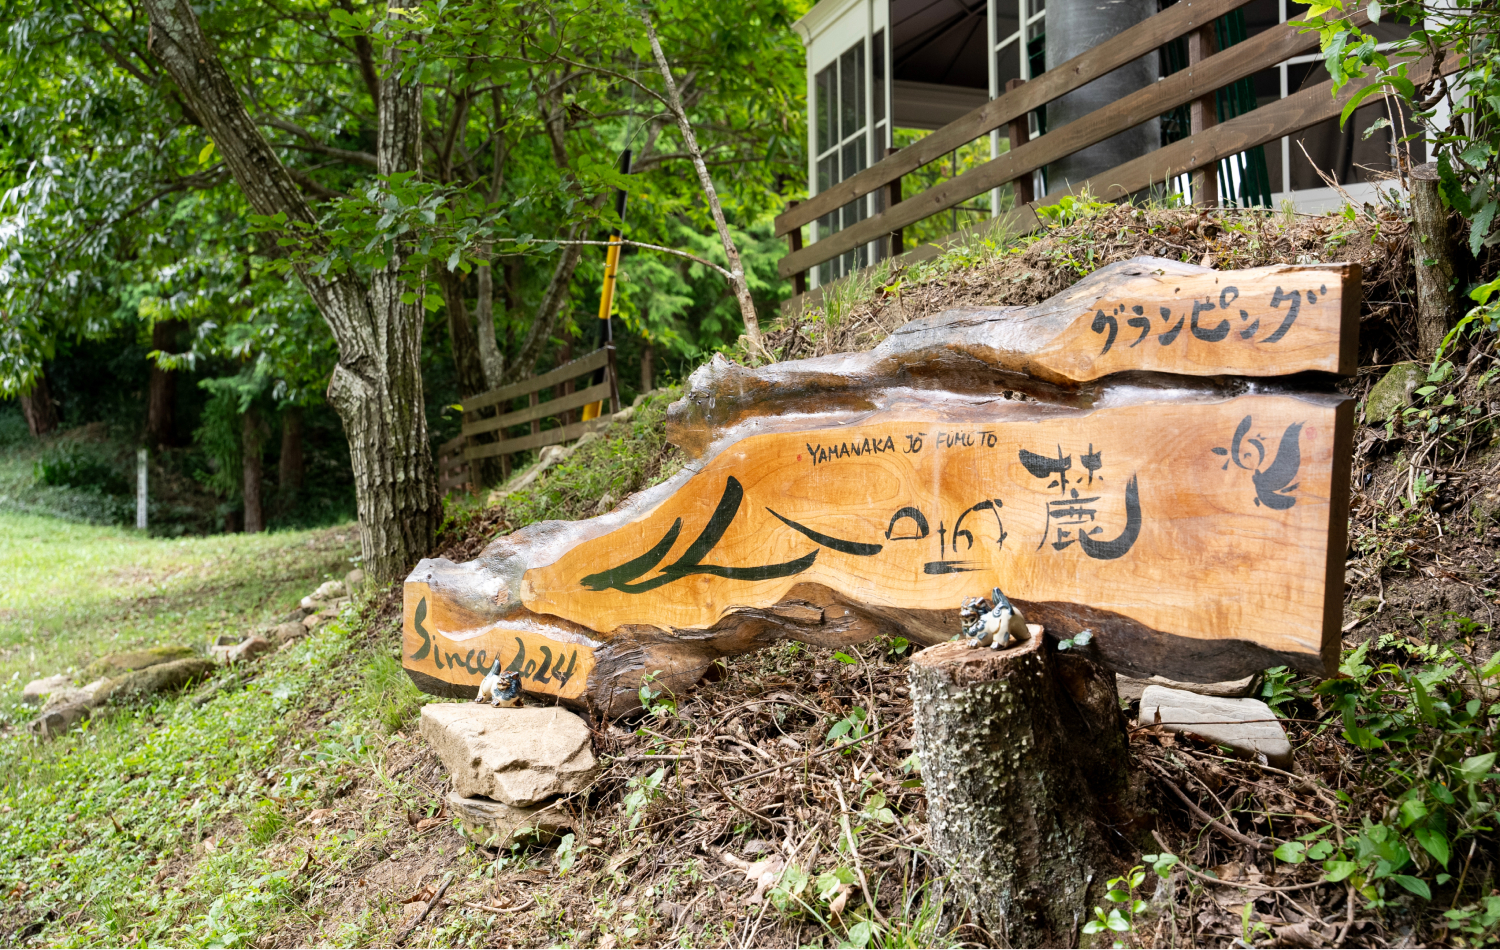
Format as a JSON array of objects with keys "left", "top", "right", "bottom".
[{"left": 581, "top": 233, "right": 623, "bottom": 421}]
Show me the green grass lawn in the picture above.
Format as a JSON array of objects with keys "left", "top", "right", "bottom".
[{"left": 0, "top": 503, "right": 400, "bottom": 946}]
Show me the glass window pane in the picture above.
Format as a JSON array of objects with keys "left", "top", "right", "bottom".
[
  {"left": 996, "top": 38, "right": 1021, "bottom": 96},
  {"left": 817, "top": 155, "right": 836, "bottom": 194},
  {"left": 873, "top": 30, "right": 886, "bottom": 126},
  {"left": 855, "top": 41, "right": 866, "bottom": 132},
  {"left": 840, "top": 46, "right": 859, "bottom": 141},
  {"left": 816, "top": 65, "right": 834, "bottom": 155}
]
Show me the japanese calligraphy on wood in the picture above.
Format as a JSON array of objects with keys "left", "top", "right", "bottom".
[
  {"left": 667, "top": 257, "right": 1358, "bottom": 456},
  {"left": 403, "top": 256, "right": 1357, "bottom": 715},
  {"left": 405, "top": 384, "right": 1351, "bottom": 714}
]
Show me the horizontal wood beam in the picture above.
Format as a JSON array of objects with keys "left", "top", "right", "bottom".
[
  {"left": 462, "top": 381, "right": 613, "bottom": 437},
  {"left": 778, "top": 14, "right": 1362, "bottom": 279},
  {"left": 774, "top": 0, "right": 1253, "bottom": 237},
  {"left": 462, "top": 416, "right": 608, "bottom": 460},
  {"left": 461, "top": 348, "right": 609, "bottom": 413},
  {"left": 1053, "top": 50, "right": 1457, "bottom": 208}
]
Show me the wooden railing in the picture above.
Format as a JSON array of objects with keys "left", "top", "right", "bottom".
[
  {"left": 437, "top": 346, "right": 621, "bottom": 494},
  {"left": 775, "top": 0, "right": 1422, "bottom": 308}
]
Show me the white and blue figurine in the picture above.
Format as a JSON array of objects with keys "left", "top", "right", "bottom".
[
  {"left": 475, "top": 660, "right": 524, "bottom": 707},
  {"left": 956, "top": 587, "right": 1031, "bottom": 650}
]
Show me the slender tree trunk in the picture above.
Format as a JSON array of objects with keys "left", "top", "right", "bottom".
[
  {"left": 1412, "top": 162, "right": 1462, "bottom": 357},
  {"left": 243, "top": 408, "right": 266, "bottom": 533},
  {"left": 641, "top": 340, "right": 654, "bottom": 393},
  {"left": 911, "top": 636, "right": 1132, "bottom": 946},
  {"left": 637, "top": 6, "right": 764, "bottom": 356},
  {"left": 438, "top": 268, "right": 489, "bottom": 398},
  {"left": 279, "top": 407, "right": 304, "bottom": 500},
  {"left": 144, "top": 0, "right": 439, "bottom": 582},
  {"left": 20, "top": 371, "right": 59, "bottom": 437},
  {"left": 147, "top": 319, "right": 183, "bottom": 449},
  {"left": 474, "top": 247, "right": 504, "bottom": 387},
  {"left": 437, "top": 268, "right": 501, "bottom": 486}
]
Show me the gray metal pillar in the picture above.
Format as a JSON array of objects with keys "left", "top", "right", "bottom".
[{"left": 1044, "top": 0, "right": 1160, "bottom": 193}]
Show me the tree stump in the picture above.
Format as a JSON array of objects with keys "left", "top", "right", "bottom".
[
  {"left": 911, "top": 634, "right": 1132, "bottom": 947},
  {"left": 1411, "top": 161, "right": 1462, "bottom": 357}
]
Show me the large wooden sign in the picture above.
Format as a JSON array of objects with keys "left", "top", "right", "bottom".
[{"left": 404, "top": 258, "right": 1356, "bottom": 715}]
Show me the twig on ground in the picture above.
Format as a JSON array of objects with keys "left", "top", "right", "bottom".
[
  {"left": 395, "top": 872, "right": 453, "bottom": 946},
  {"left": 725, "top": 716, "right": 909, "bottom": 787},
  {"left": 834, "top": 782, "right": 889, "bottom": 927},
  {"left": 1148, "top": 763, "right": 1278, "bottom": 852}
]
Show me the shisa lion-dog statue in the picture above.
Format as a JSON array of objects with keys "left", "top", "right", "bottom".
[
  {"left": 957, "top": 588, "right": 1032, "bottom": 650},
  {"left": 475, "top": 661, "right": 523, "bottom": 708}
]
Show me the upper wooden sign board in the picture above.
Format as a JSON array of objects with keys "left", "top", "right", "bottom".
[{"left": 403, "top": 257, "right": 1359, "bottom": 715}]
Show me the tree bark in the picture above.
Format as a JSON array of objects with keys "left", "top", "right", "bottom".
[
  {"left": 437, "top": 267, "right": 489, "bottom": 399},
  {"left": 1411, "top": 161, "right": 1462, "bottom": 357},
  {"left": 143, "top": 0, "right": 439, "bottom": 581},
  {"left": 20, "top": 371, "right": 59, "bottom": 437},
  {"left": 147, "top": 319, "right": 184, "bottom": 448},
  {"left": 637, "top": 7, "right": 764, "bottom": 355},
  {"left": 279, "top": 406, "right": 304, "bottom": 500},
  {"left": 243, "top": 408, "right": 266, "bottom": 533},
  {"left": 911, "top": 636, "right": 1130, "bottom": 947},
  {"left": 474, "top": 246, "right": 504, "bottom": 387},
  {"left": 641, "top": 340, "right": 654, "bottom": 394}
]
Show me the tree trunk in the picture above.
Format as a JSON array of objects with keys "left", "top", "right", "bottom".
[
  {"left": 147, "top": 319, "right": 183, "bottom": 448},
  {"left": 1411, "top": 162, "right": 1462, "bottom": 357},
  {"left": 243, "top": 408, "right": 266, "bottom": 533},
  {"left": 474, "top": 247, "right": 504, "bottom": 387},
  {"left": 437, "top": 267, "right": 500, "bottom": 486},
  {"left": 641, "top": 341, "right": 654, "bottom": 394},
  {"left": 1045, "top": 0, "right": 1159, "bottom": 191},
  {"left": 911, "top": 635, "right": 1131, "bottom": 947},
  {"left": 144, "top": 0, "right": 439, "bottom": 582},
  {"left": 20, "top": 371, "right": 59, "bottom": 437},
  {"left": 438, "top": 267, "right": 489, "bottom": 399},
  {"left": 279, "top": 406, "right": 304, "bottom": 500}
]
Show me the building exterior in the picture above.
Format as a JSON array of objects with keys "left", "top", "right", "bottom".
[{"left": 792, "top": 0, "right": 1416, "bottom": 287}]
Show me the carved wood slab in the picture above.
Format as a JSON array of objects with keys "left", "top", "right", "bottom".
[
  {"left": 405, "top": 384, "right": 1351, "bottom": 714},
  {"left": 667, "top": 257, "right": 1358, "bottom": 457}
]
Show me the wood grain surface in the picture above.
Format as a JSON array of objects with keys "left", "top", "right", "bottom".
[{"left": 405, "top": 385, "right": 1351, "bottom": 711}]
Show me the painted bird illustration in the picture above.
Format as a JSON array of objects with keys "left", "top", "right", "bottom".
[
  {"left": 957, "top": 587, "right": 1030, "bottom": 650},
  {"left": 1251, "top": 422, "right": 1303, "bottom": 510},
  {"left": 475, "top": 661, "right": 523, "bottom": 707}
]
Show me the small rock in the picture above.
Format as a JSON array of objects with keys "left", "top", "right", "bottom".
[
  {"left": 269, "top": 622, "right": 306, "bottom": 644},
  {"left": 1366, "top": 361, "right": 1425, "bottom": 423},
  {"left": 281, "top": 605, "right": 314, "bottom": 623},
  {"left": 300, "top": 580, "right": 346, "bottom": 609},
  {"left": 84, "top": 646, "right": 196, "bottom": 681},
  {"left": 302, "top": 609, "right": 337, "bottom": 631},
  {"left": 108, "top": 657, "right": 217, "bottom": 701},
  {"left": 1140, "top": 685, "right": 1293, "bottom": 769},
  {"left": 30, "top": 702, "right": 93, "bottom": 740},
  {"left": 213, "top": 636, "right": 272, "bottom": 665},
  {"left": 213, "top": 634, "right": 240, "bottom": 647},
  {"left": 40, "top": 679, "right": 113, "bottom": 713},
  {"left": 21, "top": 674, "right": 72, "bottom": 706},
  {"left": 419, "top": 704, "right": 597, "bottom": 807},
  {"left": 446, "top": 791, "right": 571, "bottom": 847},
  {"left": 1117, "top": 672, "right": 1262, "bottom": 703},
  {"left": 345, "top": 568, "right": 366, "bottom": 597}
]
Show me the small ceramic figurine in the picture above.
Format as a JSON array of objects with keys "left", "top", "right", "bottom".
[
  {"left": 956, "top": 587, "right": 1031, "bottom": 650},
  {"left": 475, "top": 660, "right": 523, "bottom": 707}
]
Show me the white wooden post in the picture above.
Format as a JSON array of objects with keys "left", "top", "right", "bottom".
[{"left": 136, "top": 448, "right": 148, "bottom": 530}]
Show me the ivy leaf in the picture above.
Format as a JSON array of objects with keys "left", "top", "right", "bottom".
[{"left": 1390, "top": 874, "right": 1432, "bottom": 899}]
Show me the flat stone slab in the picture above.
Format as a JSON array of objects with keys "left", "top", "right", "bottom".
[
  {"left": 419, "top": 704, "right": 597, "bottom": 807},
  {"left": 21, "top": 674, "right": 72, "bottom": 706},
  {"left": 1117, "top": 672, "right": 1261, "bottom": 703},
  {"left": 447, "top": 791, "right": 571, "bottom": 847},
  {"left": 1140, "top": 685, "right": 1292, "bottom": 769},
  {"left": 84, "top": 646, "right": 196, "bottom": 681}
]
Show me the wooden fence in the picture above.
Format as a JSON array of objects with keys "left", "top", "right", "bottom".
[
  {"left": 437, "top": 345, "right": 621, "bottom": 494},
  {"left": 776, "top": 0, "right": 1454, "bottom": 313}
]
